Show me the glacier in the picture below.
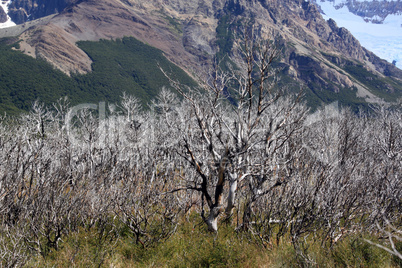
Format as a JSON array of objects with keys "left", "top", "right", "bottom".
[{"left": 316, "top": 0, "right": 402, "bottom": 69}]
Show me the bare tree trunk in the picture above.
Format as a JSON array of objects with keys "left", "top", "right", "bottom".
[
  {"left": 225, "top": 177, "right": 238, "bottom": 217},
  {"left": 206, "top": 207, "right": 221, "bottom": 232}
]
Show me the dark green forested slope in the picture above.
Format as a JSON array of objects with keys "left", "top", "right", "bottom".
[
  {"left": 0, "top": 33, "right": 400, "bottom": 115},
  {"left": 0, "top": 38, "right": 76, "bottom": 114},
  {"left": 74, "top": 37, "right": 195, "bottom": 105},
  {"left": 0, "top": 37, "right": 196, "bottom": 115}
]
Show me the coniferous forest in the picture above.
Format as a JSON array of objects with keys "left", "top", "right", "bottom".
[{"left": 0, "top": 37, "right": 196, "bottom": 115}]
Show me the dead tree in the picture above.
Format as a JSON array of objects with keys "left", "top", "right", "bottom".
[{"left": 160, "top": 27, "right": 307, "bottom": 232}]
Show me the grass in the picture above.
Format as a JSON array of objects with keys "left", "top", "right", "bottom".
[{"left": 25, "top": 214, "right": 399, "bottom": 268}]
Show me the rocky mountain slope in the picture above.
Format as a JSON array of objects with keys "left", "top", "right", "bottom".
[
  {"left": 0, "top": 7, "right": 6, "bottom": 23},
  {"left": 0, "top": 0, "right": 401, "bottom": 107}
]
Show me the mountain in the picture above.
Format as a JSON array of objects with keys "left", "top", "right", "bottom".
[
  {"left": 0, "top": 0, "right": 401, "bottom": 113},
  {"left": 312, "top": 0, "right": 402, "bottom": 69},
  {"left": 7, "top": 0, "right": 77, "bottom": 24}
]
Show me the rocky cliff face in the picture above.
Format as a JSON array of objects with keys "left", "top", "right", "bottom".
[
  {"left": 0, "top": 0, "right": 401, "bottom": 103},
  {"left": 8, "top": 0, "right": 78, "bottom": 24},
  {"left": 0, "top": 7, "right": 7, "bottom": 23}
]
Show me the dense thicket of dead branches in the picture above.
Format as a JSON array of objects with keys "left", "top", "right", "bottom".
[
  {"left": 0, "top": 93, "right": 400, "bottom": 267},
  {"left": 0, "top": 32, "right": 401, "bottom": 266},
  {"left": 0, "top": 96, "right": 185, "bottom": 266}
]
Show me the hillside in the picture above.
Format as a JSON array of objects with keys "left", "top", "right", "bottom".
[
  {"left": 0, "top": 36, "right": 195, "bottom": 114},
  {"left": 0, "top": 0, "right": 401, "bottom": 113}
]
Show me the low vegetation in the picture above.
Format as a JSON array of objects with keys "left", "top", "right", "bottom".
[{"left": 26, "top": 220, "right": 399, "bottom": 267}]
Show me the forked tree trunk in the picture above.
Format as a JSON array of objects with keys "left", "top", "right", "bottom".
[
  {"left": 207, "top": 176, "right": 239, "bottom": 232},
  {"left": 206, "top": 207, "right": 221, "bottom": 232}
]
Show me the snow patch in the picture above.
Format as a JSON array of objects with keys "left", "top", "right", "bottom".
[{"left": 0, "top": 0, "right": 16, "bottom": 29}]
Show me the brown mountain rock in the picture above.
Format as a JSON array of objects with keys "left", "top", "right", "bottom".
[
  {"left": 0, "top": 6, "right": 7, "bottom": 23},
  {"left": 0, "top": 0, "right": 400, "bottom": 103}
]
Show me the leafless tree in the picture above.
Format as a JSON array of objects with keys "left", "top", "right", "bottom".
[{"left": 160, "top": 28, "right": 307, "bottom": 232}]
